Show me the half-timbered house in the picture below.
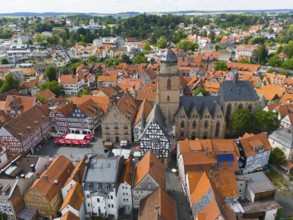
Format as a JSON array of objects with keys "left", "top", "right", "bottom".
[
  {"left": 0, "top": 105, "right": 50, "bottom": 155},
  {"left": 138, "top": 104, "right": 171, "bottom": 158}
]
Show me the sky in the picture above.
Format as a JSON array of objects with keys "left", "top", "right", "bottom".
[{"left": 0, "top": 0, "right": 293, "bottom": 13}]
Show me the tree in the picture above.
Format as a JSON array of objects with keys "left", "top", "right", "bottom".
[
  {"left": 157, "top": 37, "right": 167, "bottom": 49},
  {"left": 214, "top": 61, "right": 228, "bottom": 71},
  {"left": 143, "top": 43, "right": 151, "bottom": 52},
  {"left": 132, "top": 53, "right": 147, "bottom": 64},
  {"left": 36, "top": 94, "right": 48, "bottom": 104},
  {"left": 268, "top": 54, "right": 282, "bottom": 68},
  {"left": 34, "top": 34, "right": 47, "bottom": 45},
  {"left": 0, "top": 73, "right": 19, "bottom": 93},
  {"left": 238, "top": 58, "right": 249, "bottom": 64},
  {"left": 40, "top": 81, "right": 61, "bottom": 96},
  {"left": 252, "top": 44, "right": 268, "bottom": 65},
  {"left": 87, "top": 55, "right": 97, "bottom": 63},
  {"left": 177, "top": 39, "right": 199, "bottom": 52},
  {"left": 269, "top": 148, "right": 286, "bottom": 166},
  {"left": 282, "top": 58, "right": 293, "bottom": 70},
  {"left": 193, "top": 87, "right": 210, "bottom": 96},
  {"left": 283, "top": 41, "right": 293, "bottom": 58},
  {"left": 45, "top": 66, "right": 57, "bottom": 81},
  {"left": 77, "top": 88, "right": 91, "bottom": 97},
  {"left": 121, "top": 54, "right": 131, "bottom": 63},
  {"left": 59, "top": 66, "right": 71, "bottom": 75},
  {"left": 231, "top": 108, "right": 255, "bottom": 136},
  {"left": 1, "top": 58, "right": 8, "bottom": 64},
  {"left": 255, "top": 109, "right": 279, "bottom": 133}
]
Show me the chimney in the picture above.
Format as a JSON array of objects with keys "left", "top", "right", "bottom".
[
  {"left": 30, "top": 164, "right": 36, "bottom": 172},
  {"left": 54, "top": 179, "right": 58, "bottom": 185},
  {"left": 43, "top": 175, "right": 48, "bottom": 182}
]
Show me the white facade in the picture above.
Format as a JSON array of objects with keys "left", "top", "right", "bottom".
[
  {"left": 61, "top": 179, "right": 76, "bottom": 200},
  {"left": 61, "top": 204, "right": 85, "bottom": 220},
  {"left": 61, "top": 81, "right": 83, "bottom": 96},
  {"left": 117, "top": 182, "right": 132, "bottom": 215},
  {"left": 243, "top": 150, "right": 270, "bottom": 172}
]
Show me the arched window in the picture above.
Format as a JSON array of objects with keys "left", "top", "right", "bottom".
[
  {"left": 238, "top": 103, "right": 243, "bottom": 110},
  {"left": 167, "top": 78, "right": 171, "bottom": 90},
  {"left": 193, "top": 121, "right": 196, "bottom": 128},
  {"left": 204, "top": 121, "right": 208, "bottom": 129},
  {"left": 203, "top": 131, "right": 208, "bottom": 139},
  {"left": 191, "top": 132, "right": 196, "bottom": 139},
  {"left": 181, "top": 121, "right": 184, "bottom": 128},
  {"left": 226, "top": 103, "right": 232, "bottom": 124},
  {"left": 248, "top": 104, "right": 252, "bottom": 112},
  {"left": 215, "top": 121, "right": 220, "bottom": 138},
  {"left": 167, "top": 96, "right": 170, "bottom": 102}
]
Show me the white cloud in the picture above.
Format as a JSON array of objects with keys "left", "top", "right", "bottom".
[{"left": 0, "top": 0, "right": 292, "bottom": 13}]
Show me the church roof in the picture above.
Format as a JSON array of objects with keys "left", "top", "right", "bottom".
[
  {"left": 161, "top": 49, "right": 177, "bottom": 62},
  {"left": 179, "top": 96, "right": 221, "bottom": 117},
  {"left": 219, "top": 80, "right": 259, "bottom": 103}
]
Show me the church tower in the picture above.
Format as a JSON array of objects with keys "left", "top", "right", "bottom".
[{"left": 157, "top": 49, "right": 181, "bottom": 121}]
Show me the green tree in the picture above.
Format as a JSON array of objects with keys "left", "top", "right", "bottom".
[
  {"left": 59, "top": 66, "right": 71, "bottom": 75},
  {"left": 45, "top": 66, "right": 57, "bottom": 81},
  {"left": 0, "top": 73, "right": 19, "bottom": 93},
  {"left": 193, "top": 87, "right": 210, "bottom": 96},
  {"left": 77, "top": 88, "right": 91, "bottom": 97},
  {"left": 214, "top": 61, "right": 228, "bottom": 71},
  {"left": 132, "top": 53, "right": 147, "bottom": 64},
  {"left": 40, "top": 81, "right": 61, "bottom": 96},
  {"left": 283, "top": 41, "right": 293, "bottom": 58},
  {"left": 143, "top": 43, "right": 151, "bottom": 52},
  {"left": 157, "top": 37, "right": 167, "bottom": 49},
  {"left": 36, "top": 94, "right": 48, "bottom": 104},
  {"left": 269, "top": 148, "right": 286, "bottom": 166},
  {"left": 0, "top": 212, "right": 8, "bottom": 220},
  {"left": 252, "top": 44, "right": 268, "bottom": 65},
  {"left": 238, "top": 58, "right": 249, "bottom": 64},
  {"left": 177, "top": 39, "right": 199, "bottom": 52},
  {"left": 231, "top": 108, "right": 255, "bottom": 136},
  {"left": 282, "top": 58, "right": 293, "bottom": 70},
  {"left": 268, "top": 54, "right": 282, "bottom": 68},
  {"left": 1, "top": 58, "right": 8, "bottom": 64},
  {"left": 121, "top": 54, "right": 131, "bottom": 63},
  {"left": 88, "top": 55, "right": 97, "bottom": 63},
  {"left": 255, "top": 109, "right": 279, "bottom": 133},
  {"left": 34, "top": 34, "right": 47, "bottom": 45}
]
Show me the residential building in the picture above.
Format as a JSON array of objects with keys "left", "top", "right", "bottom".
[
  {"left": 2, "top": 95, "right": 36, "bottom": 117},
  {"left": 139, "top": 104, "right": 171, "bottom": 158},
  {"left": 117, "top": 155, "right": 135, "bottom": 215},
  {"left": 269, "top": 128, "right": 293, "bottom": 161},
  {"left": 24, "top": 156, "right": 74, "bottom": 218},
  {"left": 60, "top": 182, "right": 85, "bottom": 220},
  {"left": 58, "top": 75, "right": 83, "bottom": 96},
  {"left": 237, "top": 133, "right": 272, "bottom": 173},
  {"left": 83, "top": 154, "right": 124, "bottom": 219},
  {"left": 138, "top": 187, "right": 177, "bottom": 220},
  {"left": 132, "top": 151, "right": 166, "bottom": 209},
  {"left": 235, "top": 45, "right": 257, "bottom": 62},
  {"left": 102, "top": 92, "right": 137, "bottom": 143},
  {"left": 0, "top": 105, "right": 50, "bottom": 155}
]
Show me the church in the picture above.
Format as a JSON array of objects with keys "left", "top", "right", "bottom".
[
  {"left": 138, "top": 48, "right": 260, "bottom": 157},
  {"left": 160, "top": 49, "right": 260, "bottom": 140}
]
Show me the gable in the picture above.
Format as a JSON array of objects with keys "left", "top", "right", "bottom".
[{"left": 134, "top": 173, "right": 159, "bottom": 191}]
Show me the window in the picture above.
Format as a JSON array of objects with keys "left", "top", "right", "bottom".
[
  {"left": 238, "top": 103, "right": 243, "bottom": 110},
  {"left": 226, "top": 103, "right": 232, "bottom": 124},
  {"left": 97, "top": 198, "right": 100, "bottom": 202},
  {"left": 192, "top": 121, "right": 196, "bottom": 129},
  {"left": 167, "top": 96, "right": 170, "bottom": 102},
  {"left": 112, "top": 204, "right": 114, "bottom": 208},
  {"left": 181, "top": 121, "right": 184, "bottom": 128},
  {"left": 204, "top": 121, "right": 208, "bottom": 129},
  {"left": 218, "top": 162, "right": 223, "bottom": 167},
  {"left": 215, "top": 121, "right": 220, "bottom": 138},
  {"left": 228, "top": 161, "right": 233, "bottom": 167},
  {"left": 248, "top": 104, "right": 252, "bottom": 112},
  {"left": 167, "top": 78, "right": 171, "bottom": 90}
]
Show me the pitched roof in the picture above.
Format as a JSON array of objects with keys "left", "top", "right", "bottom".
[
  {"left": 60, "top": 182, "right": 84, "bottom": 211},
  {"left": 226, "top": 62, "right": 260, "bottom": 72},
  {"left": 56, "top": 102, "right": 75, "bottom": 117},
  {"left": 239, "top": 133, "right": 272, "bottom": 157},
  {"left": 59, "top": 75, "right": 79, "bottom": 85},
  {"left": 3, "top": 95, "right": 36, "bottom": 113},
  {"left": 68, "top": 95, "right": 109, "bottom": 113},
  {"left": 60, "top": 211, "right": 79, "bottom": 220},
  {"left": 255, "top": 84, "right": 286, "bottom": 101},
  {"left": 3, "top": 105, "right": 48, "bottom": 142},
  {"left": 117, "top": 92, "right": 138, "bottom": 123},
  {"left": 64, "top": 157, "right": 87, "bottom": 187},
  {"left": 136, "top": 91, "right": 157, "bottom": 102},
  {"left": 161, "top": 49, "right": 178, "bottom": 62},
  {"left": 133, "top": 99, "right": 153, "bottom": 127},
  {"left": 0, "top": 89, "right": 19, "bottom": 101},
  {"left": 133, "top": 151, "right": 165, "bottom": 189},
  {"left": 120, "top": 155, "right": 135, "bottom": 186},
  {"left": 38, "top": 89, "right": 56, "bottom": 99},
  {"left": 138, "top": 187, "right": 176, "bottom": 220}
]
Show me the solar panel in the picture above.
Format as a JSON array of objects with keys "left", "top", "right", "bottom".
[{"left": 217, "top": 154, "right": 234, "bottom": 163}]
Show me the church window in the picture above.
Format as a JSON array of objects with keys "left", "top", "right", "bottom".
[
  {"left": 238, "top": 103, "right": 243, "bottom": 110},
  {"left": 181, "top": 121, "right": 184, "bottom": 128},
  {"left": 248, "top": 104, "right": 252, "bottom": 112},
  {"left": 204, "top": 121, "right": 208, "bottom": 129},
  {"left": 226, "top": 103, "right": 232, "bottom": 124},
  {"left": 167, "top": 96, "right": 170, "bottom": 102},
  {"left": 215, "top": 121, "right": 220, "bottom": 138},
  {"left": 167, "top": 78, "right": 171, "bottom": 90},
  {"left": 192, "top": 121, "right": 196, "bottom": 128}
]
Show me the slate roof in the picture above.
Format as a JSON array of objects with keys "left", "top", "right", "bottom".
[
  {"left": 161, "top": 49, "right": 177, "bottom": 62},
  {"left": 219, "top": 79, "right": 259, "bottom": 103},
  {"left": 179, "top": 96, "right": 221, "bottom": 117}
]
